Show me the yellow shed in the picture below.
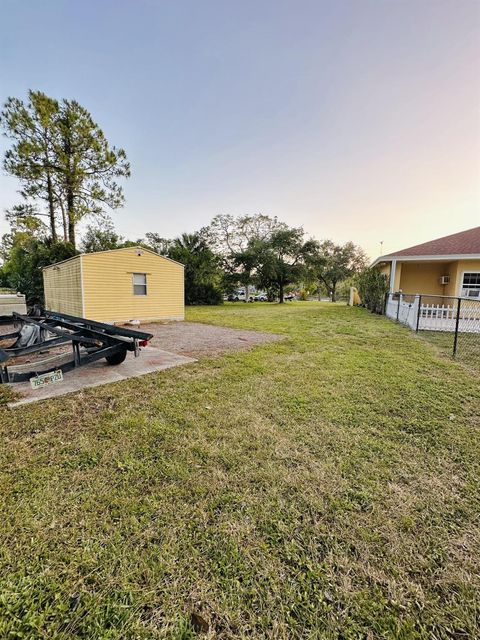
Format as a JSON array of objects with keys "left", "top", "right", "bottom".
[{"left": 43, "top": 246, "right": 184, "bottom": 323}]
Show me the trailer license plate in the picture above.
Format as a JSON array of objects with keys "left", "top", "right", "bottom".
[{"left": 30, "top": 370, "right": 64, "bottom": 389}]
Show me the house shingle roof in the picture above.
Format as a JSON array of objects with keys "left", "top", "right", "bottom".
[{"left": 385, "top": 226, "right": 480, "bottom": 258}]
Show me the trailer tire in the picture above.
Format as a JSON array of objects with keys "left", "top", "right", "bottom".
[{"left": 105, "top": 349, "right": 127, "bottom": 365}]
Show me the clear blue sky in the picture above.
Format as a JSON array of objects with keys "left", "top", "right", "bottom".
[{"left": 1, "top": 0, "right": 479, "bottom": 257}]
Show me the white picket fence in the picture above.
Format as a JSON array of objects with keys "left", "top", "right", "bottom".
[
  {"left": 385, "top": 294, "right": 418, "bottom": 329},
  {"left": 385, "top": 294, "right": 480, "bottom": 333}
]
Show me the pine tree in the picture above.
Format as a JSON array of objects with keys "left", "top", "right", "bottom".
[
  {"left": 55, "top": 99, "right": 130, "bottom": 247},
  {"left": 1, "top": 91, "right": 61, "bottom": 240},
  {"left": 1, "top": 91, "right": 130, "bottom": 248}
]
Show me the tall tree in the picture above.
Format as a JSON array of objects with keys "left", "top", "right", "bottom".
[
  {"left": 205, "top": 213, "right": 286, "bottom": 254},
  {"left": 55, "top": 99, "right": 130, "bottom": 247},
  {"left": 204, "top": 213, "right": 287, "bottom": 299},
  {"left": 1, "top": 91, "right": 61, "bottom": 240},
  {"left": 1, "top": 91, "right": 130, "bottom": 248},
  {"left": 255, "top": 228, "right": 318, "bottom": 303},
  {"left": 309, "top": 241, "right": 368, "bottom": 302}
]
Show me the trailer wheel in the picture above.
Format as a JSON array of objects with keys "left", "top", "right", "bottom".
[{"left": 105, "top": 349, "right": 127, "bottom": 365}]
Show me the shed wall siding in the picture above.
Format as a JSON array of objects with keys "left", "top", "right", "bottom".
[
  {"left": 43, "top": 258, "right": 83, "bottom": 316},
  {"left": 81, "top": 248, "right": 184, "bottom": 322}
]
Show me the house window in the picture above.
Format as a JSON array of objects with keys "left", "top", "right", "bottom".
[
  {"left": 133, "top": 273, "right": 147, "bottom": 295},
  {"left": 461, "top": 272, "right": 480, "bottom": 298}
]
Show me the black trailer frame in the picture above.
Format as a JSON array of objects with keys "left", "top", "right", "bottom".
[{"left": 0, "top": 310, "right": 153, "bottom": 384}]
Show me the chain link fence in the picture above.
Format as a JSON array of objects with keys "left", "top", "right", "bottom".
[{"left": 384, "top": 292, "right": 480, "bottom": 369}]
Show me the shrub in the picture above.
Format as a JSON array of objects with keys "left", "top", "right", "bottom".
[
  {"left": 186, "top": 283, "right": 223, "bottom": 305},
  {"left": 356, "top": 268, "right": 389, "bottom": 314},
  {"left": 0, "top": 237, "right": 76, "bottom": 306},
  {"left": 298, "top": 289, "right": 309, "bottom": 301}
]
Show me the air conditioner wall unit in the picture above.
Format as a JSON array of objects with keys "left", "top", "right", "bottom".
[{"left": 440, "top": 275, "right": 450, "bottom": 285}]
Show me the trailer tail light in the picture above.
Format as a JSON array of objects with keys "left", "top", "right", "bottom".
[{"left": 139, "top": 340, "right": 149, "bottom": 347}]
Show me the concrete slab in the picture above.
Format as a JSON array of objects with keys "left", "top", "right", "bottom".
[{"left": 8, "top": 346, "right": 195, "bottom": 407}]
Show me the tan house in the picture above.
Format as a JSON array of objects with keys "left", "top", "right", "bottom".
[
  {"left": 372, "top": 226, "right": 480, "bottom": 298},
  {"left": 43, "top": 246, "right": 184, "bottom": 323}
]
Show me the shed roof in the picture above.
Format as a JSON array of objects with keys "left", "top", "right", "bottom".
[{"left": 42, "top": 246, "right": 185, "bottom": 270}]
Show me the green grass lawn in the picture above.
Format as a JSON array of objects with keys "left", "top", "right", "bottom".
[
  {"left": 419, "top": 329, "right": 480, "bottom": 374},
  {"left": 0, "top": 302, "right": 479, "bottom": 639}
]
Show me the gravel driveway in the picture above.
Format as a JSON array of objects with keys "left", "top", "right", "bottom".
[
  {"left": 140, "top": 321, "right": 283, "bottom": 358},
  {"left": 0, "top": 319, "right": 283, "bottom": 361}
]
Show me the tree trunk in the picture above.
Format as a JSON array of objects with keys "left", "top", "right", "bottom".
[
  {"left": 63, "top": 115, "right": 76, "bottom": 248},
  {"left": 46, "top": 171, "right": 57, "bottom": 241},
  {"left": 331, "top": 284, "right": 336, "bottom": 302},
  {"left": 59, "top": 202, "right": 68, "bottom": 241},
  {"left": 279, "top": 282, "right": 284, "bottom": 303},
  {"left": 67, "top": 192, "right": 75, "bottom": 247},
  {"left": 66, "top": 171, "right": 75, "bottom": 246}
]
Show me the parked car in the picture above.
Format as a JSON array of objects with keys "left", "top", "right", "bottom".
[{"left": 254, "top": 295, "right": 268, "bottom": 302}]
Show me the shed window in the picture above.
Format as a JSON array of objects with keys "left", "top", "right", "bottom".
[
  {"left": 461, "top": 272, "right": 480, "bottom": 298},
  {"left": 133, "top": 273, "right": 147, "bottom": 296}
]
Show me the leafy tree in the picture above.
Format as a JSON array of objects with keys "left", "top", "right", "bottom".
[
  {"left": 143, "top": 232, "right": 173, "bottom": 256},
  {"left": 205, "top": 213, "right": 286, "bottom": 254},
  {"left": 204, "top": 214, "right": 287, "bottom": 298},
  {"left": 167, "top": 233, "right": 223, "bottom": 305},
  {"left": 309, "top": 241, "right": 368, "bottom": 302},
  {"left": 0, "top": 91, "right": 130, "bottom": 248},
  {"left": 1, "top": 204, "right": 48, "bottom": 262},
  {"left": 0, "top": 235, "right": 75, "bottom": 305},
  {"left": 80, "top": 217, "right": 125, "bottom": 253},
  {"left": 255, "top": 228, "right": 318, "bottom": 303},
  {"left": 230, "top": 244, "right": 260, "bottom": 299}
]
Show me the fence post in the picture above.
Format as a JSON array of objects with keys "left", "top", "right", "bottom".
[
  {"left": 415, "top": 295, "right": 422, "bottom": 332},
  {"left": 452, "top": 297, "right": 461, "bottom": 357},
  {"left": 383, "top": 292, "right": 389, "bottom": 315},
  {"left": 396, "top": 293, "right": 402, "bottom": 321}
]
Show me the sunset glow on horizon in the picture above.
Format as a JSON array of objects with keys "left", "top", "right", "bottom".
[{"left": 1, "top": 0, "right": 479, "bottom": 258}]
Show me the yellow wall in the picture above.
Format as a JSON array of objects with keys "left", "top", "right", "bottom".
[
  {"left": 449, "top": 260, "right": 480, "bottom": 296},
  {"left": 376, "top": 258, "right": 480, "bottom": 297},
  {"left": 81, "top": 247, "right": 184, "bottom": 322},
  {"left": 398, "top": 262, "right": 449, "bottom": 295},
  {"left": 378, "top": 264, "right": 390, "bottom": 278},
  {"left": 377, "top": 262, "right": 402, "bottom": 290},
  {"left": 43, "top": 257, "right": 83, "bottom": 316}
]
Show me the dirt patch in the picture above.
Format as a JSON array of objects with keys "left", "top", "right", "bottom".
[
  {"left": 139, "top": 321, "right": 283, "bottom": 358},
  {"left": 0, "top": 319, "right": 283, "bottom": 376}
]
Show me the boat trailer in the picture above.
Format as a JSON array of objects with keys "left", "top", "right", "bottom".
[{"left": 0, "top": 310, "right": 153, "bottom": 384}]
